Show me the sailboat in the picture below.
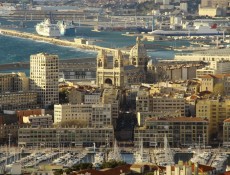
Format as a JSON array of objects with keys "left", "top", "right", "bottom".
[
  {"left": 93, "top": 152, "right": 105, "bottom": 168},
  {"left": 154, "top": 134, "right": 174, "bottom": 166},
  {"left": 134, "top": 137, "right": 150, "bottom": 163},
  {"left": 107, "top": 139, "right": 122, "bottom": 162}
]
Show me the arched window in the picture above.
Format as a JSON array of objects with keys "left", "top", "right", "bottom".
[
  {"left": 98, "top": 59, "right": 102, "bottom": 67},
  {"left": 114, "top": 60, "right": 119, "bottom": 67}
]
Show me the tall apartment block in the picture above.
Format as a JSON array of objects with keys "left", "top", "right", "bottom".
[{"left": 30, "top": 53, "right": 59, "bottom": 108}]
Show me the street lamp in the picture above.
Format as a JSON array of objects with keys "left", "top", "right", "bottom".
[{"left": 8, "top": 133, "right": 12, "bottom": 156}]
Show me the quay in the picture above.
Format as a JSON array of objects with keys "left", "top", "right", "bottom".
[
  {"left": 0, "top": 28, "right": 125, "bottom": 54},
  {"left": 0, "top": 57, "right": 96, "bottom": 71}
]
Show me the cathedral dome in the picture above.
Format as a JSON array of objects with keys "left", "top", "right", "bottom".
[{"left": 129, "top": 37, "right": 147, "bottom": 59}]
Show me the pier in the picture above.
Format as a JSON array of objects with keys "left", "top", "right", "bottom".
[{"left": 0, "top": 28, "right": 126, "bottom": 54}]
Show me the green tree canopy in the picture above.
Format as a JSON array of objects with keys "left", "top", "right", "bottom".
[{"left": 213, "top": 83, "right": 224, "bottom": 96}]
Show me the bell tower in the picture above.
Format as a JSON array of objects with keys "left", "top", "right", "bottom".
[
  {"left": 97, "top": 49, "right": 107, "bottom": 69},
  {"left": 113, "top": 50, "right": 124, "bottom": 69}
]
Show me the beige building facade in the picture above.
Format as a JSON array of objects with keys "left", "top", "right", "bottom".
[
  {"left": 136, "top": 91, "right": 185, "bottom": 116},
  {"left": 54, "top": 104, "right": 92, "bottom": 124},
  {"left": 223, "top": 118, "right": 230, "bottom": 146},
  {"left": 54, "top": 103, "right": 113, "bottom": 127},
  {"left": 134, "top": 117, "right": 208, "bottom": 147},
  {"left": 199, "top": 74, "right": 230, "bottom": 95},
  {"left": 0, "top": 91, "right": 38, "bottom": 111},
  {"left": 196, "top": 98, "right": 230, "bottom": 137},
  {"left": 18, "top": 127, "right": 114, "bottom": 147},
  {"left": 0, "top": 72, "right": 29, "bottom": 93},
  {"left": 199, "top": 6, "right": 222, "bottom": 17}
]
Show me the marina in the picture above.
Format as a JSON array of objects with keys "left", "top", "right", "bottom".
[{"left": 0, "top": 146, "right": 229, "bottom": 174}]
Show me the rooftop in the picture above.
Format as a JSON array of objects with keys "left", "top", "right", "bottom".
[
  {"left": 224, "top": 118, "right": 230, "bottom": 123},
  {"left": 146, "top": 117, "right": 208, "bottom": 122},
  {"left": 72, "top": 164, "right": 131, "bottom": 175},
  {"left": 199, "top": 74, "right": 230, "bottom": 79}
]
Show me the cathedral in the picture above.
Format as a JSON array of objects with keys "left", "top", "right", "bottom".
[
  {"left": 96, "top": 37, "right": 149, "bottom": 87},
  {"left": 96, "top": 37, "right": 206, "bottom": 87}
]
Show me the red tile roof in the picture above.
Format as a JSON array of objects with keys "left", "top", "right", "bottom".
[
  {"left": 224, "top": 118, "right": 230, "bottom": 123},
  {"left": 218, "top": 171, "right": 230, "bottom": 175},
  {"left": 72, "top": 164, "right": 131, "bottom": 175},
  {"left": 200, "top": 74, "right": 230, "bottom": 79}
]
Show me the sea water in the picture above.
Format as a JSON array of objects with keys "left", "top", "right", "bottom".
[{"left": 0, "top": 18, "right": 188, "bottom": 74}]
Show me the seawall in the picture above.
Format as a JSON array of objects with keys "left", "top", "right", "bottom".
[{"left": 0, "top": 28, "right": 121, "bottom": 54}]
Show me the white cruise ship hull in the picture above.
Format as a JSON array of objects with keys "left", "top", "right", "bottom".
[{"left": 35, "top": 19, "right": 61, "bottom": 37}]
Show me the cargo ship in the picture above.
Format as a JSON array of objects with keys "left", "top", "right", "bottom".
[{"left": 57, "top": 20, "right": 76, "bottom": 36}]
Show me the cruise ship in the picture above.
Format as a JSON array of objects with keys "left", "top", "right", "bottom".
[
  {"left": 35, "top": 19, "right": 61, "bottom": 37},
  {"left": 57, "top": 20, "right": 76, "bottom": 36},
  {"left": 149, "top": 25, "right": 224, "bottom": 36}
]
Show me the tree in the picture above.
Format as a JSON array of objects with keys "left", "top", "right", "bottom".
[
  {"left": 54, "top": 119, "right": 88, "bottom": 128},
  {"left": 54, "top": 169, "right": 63, "bottom": 175},
  {"left": 145, "top": 172, "right": 155, "bottom": 175},
  {"left": 72, "top": 163, "right": 93, "bottom": 171},
  {"left": 100, "top": 160, "right": 126, "bottom": 169},
  {"left": 213, "top": 83, "right": 224, "bottom": 96}
]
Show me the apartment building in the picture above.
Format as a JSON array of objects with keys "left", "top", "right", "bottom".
[
  {"left": 223, "top": 118, "right": 230, "bottom": 146},
  {"left": 0, "top": 72, "right": 29, "bottom": 93},
  {"left": 0, "top": 124, "right": 19, "bottom": 143},
  {"left": 18, "top": 126, "right": 114, "bottom": 147},
  {"left": 196, "top": 67, "right": 216, "bottom": 78},
  {"left": 199, "top": 74, "right": 230, "bottom": 95},
  {"left": 84, "top": 92, "right": 101, "bottom": 104},
  {"left": 101, "top": 88, "right": 120, "bottom": 119},
  {"left": 17, "top": 109, "right": 44, "bottom": 124},
  {"left": 136, "top": 90, "right": 152, "bottom": 112},
  {"left": 30, "top": 53, "right": 59, "bottom": 108},
  {"left": 197, "top": 61, "right": 230, "bottom": 78},
  {"left": 91, "top": 104, "right": 112, "bottom": 127},
  {"left": 196, "top": 98, "right": 230, "bottom": 137},
  {"left": 136, "top": 91, "right": 185, "bottom": 116},
  {"left": 199, "top": 6, "right": 222, "bottom": 17},
  {"left": 137, "top": 111, "right": 181, "bottom": 126},
  {"left": 54, "top": 103, "right": 113, "bottom": 128},
  {"left": 0, "top": 91, "right": 38, "bottom": 111},
  {"left": 201, "top": 0, "right": 229, "bottom": 7},
  {"left": 54, "top": 104, "right": 92, "bottom": 124},
  {"left": 134, "top": 117, "right": 208, "bottom": 147}
]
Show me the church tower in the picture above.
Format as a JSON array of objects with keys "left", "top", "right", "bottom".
[
  {"left": 113, "top": 50, "right": 124, "bottom": 69},
  {"left": 97, "top": 49, "right": 107, "bottom": 69},
  {"left": 96, "top": 49, "right": 125, "bottom": 87},
  {"left": 129, "top": 37, "right": 149, "bottom": 70}
]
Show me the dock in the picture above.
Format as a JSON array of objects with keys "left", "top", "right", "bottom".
[{"left": 0, "top": 28, "right": 126, "bottom": 54}]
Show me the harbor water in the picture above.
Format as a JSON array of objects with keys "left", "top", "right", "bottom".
[{"left": 0, "top": 18, "right": 188, "bottom": 69}]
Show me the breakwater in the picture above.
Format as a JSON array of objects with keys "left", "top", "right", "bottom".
[{"left": 0, "top": 28, "right": 125, "bottom": 54}]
